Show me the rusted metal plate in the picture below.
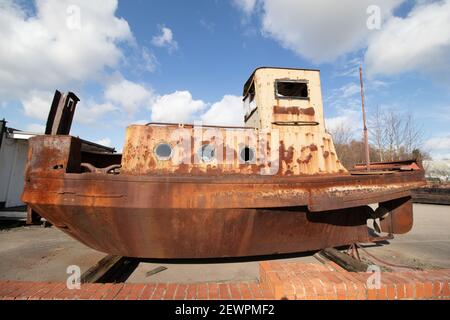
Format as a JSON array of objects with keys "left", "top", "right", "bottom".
[
  {"left": 121, "top": 124, "right": 346, "bottom": 176},
  {"left": 380, "top": 197, "right": 414, "bottom": 234},
  {"left": 25, "top": 135, "right": 82, "bottom": 176},
  {"left": 353, "top": 160, "right": 422, "bottom": 171},
  {"left": 26, "top": 204, "right": 371, "bottom": 258},
  {"left": 22, "top": 170, "right": 425, "bottom": 212},
  {"left": 45, "top": 91, "right": 80, "bottom": 135}
]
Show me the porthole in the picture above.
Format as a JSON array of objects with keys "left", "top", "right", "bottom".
[
  {"left": 239, "top": 146, "right": 256, "bottom": 163},
  {"left": 198, "top": 144, "right": 216, "bottom": 163},
  {"left": 154, "top": 142, "right": 173, "bottom": 161}
]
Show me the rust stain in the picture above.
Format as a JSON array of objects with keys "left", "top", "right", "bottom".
[{"left": 273, "top": 106, "right": 315, "bottom": 116}]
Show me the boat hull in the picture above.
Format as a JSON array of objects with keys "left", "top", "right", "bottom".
[
  {"left": 23, "top": 172, "right": 421, "bottom": 258},
  {"left": 28, "top": 204, "right": 371, "bottom": 258},
  {"left": 22, "top": 135, "right": 425, "bottom": 259}
]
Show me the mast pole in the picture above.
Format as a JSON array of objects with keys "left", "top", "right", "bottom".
[{"left": 359, "top": 65, "right": 371, "bottom": 171}]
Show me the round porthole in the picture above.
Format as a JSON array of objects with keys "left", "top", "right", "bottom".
[
  {"left": 198, "top": 144, "right": 216, "bottom": 163},
  {"left": 239, "top": 146, "right": 256, "bottom": 163},
  {"left": 154, "top": 143, "right": 173, "bottom": 160}
]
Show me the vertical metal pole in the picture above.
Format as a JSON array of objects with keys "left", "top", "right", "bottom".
[
  {"left": 0, "top": 118, "right": 6, "bottom": 152},
  {"left": 359, "top": 65, "right": 371, "bottom": 171}
]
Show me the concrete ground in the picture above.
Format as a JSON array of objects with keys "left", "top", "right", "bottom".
[
  {"left": 0, "top": 203, "right": 448, "bottom": 283},
  {"left": 360, "top": 204, "right": 450, "bottom": 270},
  {"left": 0, "top": 225, "right": 104, "bottom": 282}
]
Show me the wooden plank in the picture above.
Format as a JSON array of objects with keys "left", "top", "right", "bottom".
[
  {"left": 81, "top": 255, "right": 124, "bottom": 283},
  {"left": 26, "top": 206, "right": 41, "bottom": 225},
  {"left": 146, "top": 266, "right": 167, "bottom": 277}
]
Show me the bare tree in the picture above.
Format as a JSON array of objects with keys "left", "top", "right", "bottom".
[
  {"left": 403, "top": 114, "right": 424, "bottom": 156},
  {"left": 368, "top": 105, "right": 385, "bottom": 162},
  {"left": 329, "top": 121, "right": 353, "bottom": 146}
]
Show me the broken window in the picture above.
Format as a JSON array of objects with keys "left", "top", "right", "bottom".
[
  {"left": 244, "top": 82, "right": 257, "bottom": 118},
  {"left": 275, "top": 80, "right": 309, "bottom": 99}
]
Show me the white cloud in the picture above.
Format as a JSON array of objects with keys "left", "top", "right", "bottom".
[
  {"left": 425, "top": 135, "right": 450, "bottom": 160},
  {"left": 150, "top": 92, "right": 246, "bottom": 126},
  {"left": 95, "top": 137, "right": 112, "bottom": 147},
  {"left": 260, "top": 0, "right": 402, "bottom": 62},
  {"left": 232, "top": 0, "right": 257, "bottom": 15},
  {"left": 0, "top": 0, "right": 133, "bottom": 100},
  {"left": 21, "top": 90, "right": 54, "bottom": 121},
  {"left": 141, "top": 48, "right": 158, "bottom": 73},
  {"left": 365, "top": 0, "right": 450, "bottom": 80},
  {"left": 338, "top": 83, "right": 360, "bottom": 99},
  {"left": 75, "top": 101, "right": 117, "bottom": 124},
  {"left": 325, "top": 82, "right": 361, "bottom": 112},
  {"left": 26, "top": 123, "right": 46, "bottom": 133},
  {"left": 104, "top": 78, "right": 155, "bottom": 115},
  {"left": 325, "top": 109, "right": 361, "bottom": 134},
  {"left": 246, "top": 0, "right": 450, "bottom": 81},
  {"left": 151, "top": 91, "right": 206, "bottom": 123},
  {"left": 201, "top": 95, "right": 244, "bottom": 126},
  {"left": 152, "top": 26, "right": 178, "bottom": 52}
]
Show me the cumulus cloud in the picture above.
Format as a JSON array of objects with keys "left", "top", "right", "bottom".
[
  {"left": 150, "top": 92, "right": 245, "bottom": 126},
  {"left": 75, "top": 101, "right": 117, "bottom": 124},
  {"left": 0, "top": 0, "right": 133, "bottom": 100},
  {"left": 260, "top": 0, "right": 402, "bottom": 62},
  {"left": 21, "top": 90, "right": 54, "bottom": 121},
  {"left": 425, "top": 135, "right": 450, "bottom": 160},
  {"left": 26, "top": 123, "right": 46, "bottom": 133},
  {"left": 232, "top": 0, "right": 257, "bottom": 15},
  {"left": 236, "top": 0, "right": 450, "bottom": 81},
  {"left": 151, "top": 91, "right": 206, "bottom": 123},
  {"left": 365, "top": 0, "right": 450, "bottom": 80},
  {"left": 104, "top": 78, "right": 155, "bottom": 115},
  {"left": 152, "top": 26, "right": 178, "bottom": 52},
  {"left": 201, "top": 95, "right": 244, "bottom": 126},
  {"left": 325, "top": 109, "right": 362, "bottom": 134}
]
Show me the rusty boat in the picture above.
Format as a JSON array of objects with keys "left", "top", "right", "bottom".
[{"left": 22, "top": 67, "right": 426, "bottom": 259}]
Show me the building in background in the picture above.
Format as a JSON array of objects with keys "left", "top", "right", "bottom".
[
  {"left": 0, "top": 119, "right": 37, "bottom": 209},
  {"left": 1, "top": 119, "right": 117, "bottom": 211},
  {"left": 423, "top": 160, "right": 450, "bottom": 183}
]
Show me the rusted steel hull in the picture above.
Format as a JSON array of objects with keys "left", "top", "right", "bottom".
[
  {"left": 23, "top": 171, "right": 424, "bottom": 258},
  {"left": 26, "top": 204, "right": 371, "bottom": 258},
  {"left": 22, "top": 135, "right": 426, "bottom": 258}
]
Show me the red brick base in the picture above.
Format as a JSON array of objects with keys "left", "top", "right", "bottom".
[
  {"left": 1, "top": 261, "right": 449, "bottom": 300},
  {"left": 259, "top": 262, "right": 450, "bottom": 300}
]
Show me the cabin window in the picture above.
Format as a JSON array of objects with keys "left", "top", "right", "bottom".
[
  {"left": 198, "top": 144, "right": 215, "bottom": 163},
  {"left": 154, "top": 143, "right": 173, "bottom": 160},
  {"left": 244, "top": 82, "right": 257, "bottom": 118},
  {"left": 239, "top": 146, "right": 256, "bottom": 164},
  {"left": 275, "top": 80, "right": 309, "bottom": 99}
]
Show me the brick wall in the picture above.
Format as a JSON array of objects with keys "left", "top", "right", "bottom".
[
  {"left": 1, "top": 261, "right": 449, "bottom": 300},
  {"left": 259, "top": 261, "right": 450, "bottom": 300}
]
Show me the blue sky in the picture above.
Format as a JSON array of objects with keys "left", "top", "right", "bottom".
[{"left": 0, "top": 0, "right": 449, "bottom": 158}]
